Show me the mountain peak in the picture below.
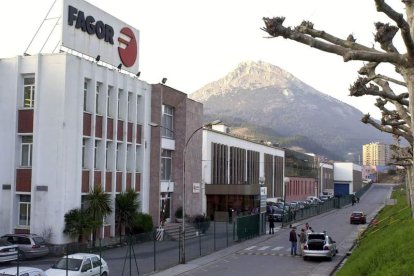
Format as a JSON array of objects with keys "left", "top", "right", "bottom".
[{"left": 190, "top": 60, "right": 298, "bottom": 102}]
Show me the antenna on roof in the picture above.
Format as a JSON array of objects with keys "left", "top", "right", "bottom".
[{"left": 24, "top": 0, "right": 62, "bottom": 56}]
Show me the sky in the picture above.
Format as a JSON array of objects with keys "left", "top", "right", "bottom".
[{"left": 0, "top": 0, "right": 404, "bottom": 120}]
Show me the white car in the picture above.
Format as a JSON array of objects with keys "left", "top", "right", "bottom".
[
  {"left": 0, "top": 266, "right": 47, "bottom": 276},
  {"left": 45, "top": 253, "right": 109, "bottom": 276}
]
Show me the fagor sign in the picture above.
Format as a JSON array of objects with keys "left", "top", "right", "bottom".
[
  {"left": 67, "top": 5, "right": 115, "bottom": 44},
  {"left": 62, "top": 0, "right": 139, "bottom": 73}
]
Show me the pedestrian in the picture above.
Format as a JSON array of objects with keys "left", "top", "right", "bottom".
[
  {"left": 298, "top": 228, "right": 307, "bottom": 256},
  {"left": 357, "top": 196, "right": 360, "bottom": 203},
  {"left": 305, "top": 222, "right": 310, "bottom": 231},
  {"left": 268, "top": 215, "right": 275, "bottom": 234},
  {"left": 306, "top": 226, "right": 314, "bottom": 235},
  {"left": 289, "top": 227, "right": 298, "bottom": 256}
]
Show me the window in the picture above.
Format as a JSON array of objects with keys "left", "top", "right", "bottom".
[
  {"left": 19, "top": 195, "right": 31, "bottom": 226},
  {"left": 21, "top": 136, "right": 33, "bottom": 167},
  {"left": 106, "top": 142, "right": 111, "bottom": 169},
  {"left": 107, "top": 86, "right": 112, "bottom": 116},
  {"left": 83, "top": 80, "right": 88, "bottom": 111},
  {"left": 94, "top": 140, "right": 100, "bottom": 169},
  {"left": 81, "top": 259, "right": 92, "bottom": 272},
  {"left": 96, "top": 83, "right": 101, "bottom": 114},
  {"left": 91, "top": 256, "right": 102, "bottom": 268},
  {"left": 23, "top": 76, "right": 35, "bottom": 108},
  {"left": 118, "top": 89, "right": 123, "bottom": 118},
  {"left": 161, "top": 149, "right": 172, "bottom": 181},
  {"left": 161, "top": 105, "right": 174, "bottom": 138},
  {"left": 82, "top": 138, "right": 87, "bottom": 168}
]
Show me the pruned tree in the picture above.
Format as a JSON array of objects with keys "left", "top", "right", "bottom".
[{"left": 261, "top": 0, "right": 414, "bottom": 215}]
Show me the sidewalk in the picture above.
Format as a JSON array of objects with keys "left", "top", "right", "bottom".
[{"left": 145, "top": 227, "right": 278, "bottom": 276}]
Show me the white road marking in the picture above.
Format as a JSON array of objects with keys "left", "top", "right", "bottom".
[
  {"left": 245, "top": 246, "right": 256, "bottom": 250},
  {"left": 272, "top": 246, "right": 284, "bottom": 251},
  {"left": 258, "top": 246, "right": 270, "bottom": 251}
]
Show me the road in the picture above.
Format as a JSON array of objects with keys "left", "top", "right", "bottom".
[
  {"left": 151, "top": 183, "right": 393, "bottom": 276},
  {"left": 1, "top": 184, "right": 392, "bottom": 276}
]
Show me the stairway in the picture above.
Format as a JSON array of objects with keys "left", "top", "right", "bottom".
[{"left": 162, "top": 222, "right": 200, "bottom": 241}]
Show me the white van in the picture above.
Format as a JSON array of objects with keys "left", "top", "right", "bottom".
[
  {"left": 266, "top": 197, "right": 284, "bottom": 205},
  {"left": 306, "top": 196, "right": 323, "bottom": 204}
]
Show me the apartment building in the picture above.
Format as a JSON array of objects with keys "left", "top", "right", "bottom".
[{"left": 362, "top": 142, "right": 390, "bottom": 166}]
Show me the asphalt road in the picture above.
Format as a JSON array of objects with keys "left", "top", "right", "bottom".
[
  {"left": 0, "top": 184, "right": 393, "bottom": 276},
  {"left": 150, "top": 183, "right": 393, "bottom": 276}
]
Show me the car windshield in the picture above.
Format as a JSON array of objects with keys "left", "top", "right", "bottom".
[
  {"left": 0, "top": 239, "right": 12, "bottom": 246},
  {"left": 52, "top": 258, "right": 83, "bottom": 271},
  {"left": 308, "top": 234, "right": 325, "bottom": 240},
  {"left": 352, "top": 212, "right": 363, "bottom": 216}
]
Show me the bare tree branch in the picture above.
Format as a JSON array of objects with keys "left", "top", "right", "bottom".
[{"left": 375, "top": 0, "right": 414, "bottom": 58}]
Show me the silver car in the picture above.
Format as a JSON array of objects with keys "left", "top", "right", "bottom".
[
  {"left": 1, "top": 234, "right": 49, "bottom": 260},
  {"left": 303, "top": 232, "right": 337, "bottom": 261},
  {"left": 0, "top": 238, "right": 18, "bottom": 263}
]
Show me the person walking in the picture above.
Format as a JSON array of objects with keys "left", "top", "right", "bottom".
[
  {"left": 268, "top": 215, "right": 275, "bottom": 234},
  {"left": 298, "top": 228, "right": 307, "bottom": 256},
  {"left": 289, "top": 227, "right": 298, "bottom": 256}
]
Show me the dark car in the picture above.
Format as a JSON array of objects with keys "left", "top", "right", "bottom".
[
  {"left": 269, "top": 207, "right": 287, "bottom": 222},
  {"left": 350, "top": 211, "right": 367, "bottom": 224},
  {"left": 1, "top": 234, "right": 49, "bottom": 259}
]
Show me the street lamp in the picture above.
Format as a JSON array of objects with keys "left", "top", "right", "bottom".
[
  {"left": 181, "top": 119, "right": 221, "bottom": 264},
  {"left": 281, "top": 177, "right": 290, "bottom": 228}
]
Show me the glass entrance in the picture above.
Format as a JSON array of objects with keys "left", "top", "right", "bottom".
[{"left": 160, "top": 192, "right": 171, "bottom": 225}]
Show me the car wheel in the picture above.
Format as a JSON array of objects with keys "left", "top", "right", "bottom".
[{"left": 101, "top": 272, "right": 107, "bottom": 276}]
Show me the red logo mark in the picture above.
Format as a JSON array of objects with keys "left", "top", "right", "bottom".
[{"left": 118, "top": 27, "right": 137, "bottom": 67}]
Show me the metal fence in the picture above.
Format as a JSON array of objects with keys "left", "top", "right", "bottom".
[{"left": 10, "top": 189, "right": 371, "bottom": 275}]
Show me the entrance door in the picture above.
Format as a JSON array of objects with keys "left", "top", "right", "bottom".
[{"left": 160, "top": 192, "right": 171, "bottom": 224}]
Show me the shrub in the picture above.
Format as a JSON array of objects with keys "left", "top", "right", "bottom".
[
  {"left": 131, "top": 213, "right": 153, "bottom": 234},
  {"left": 189, "top": 214, "right": 211, "bottom": 233},
  {"left": 175, "top": 206, "right": 183, "bottom": 219}
]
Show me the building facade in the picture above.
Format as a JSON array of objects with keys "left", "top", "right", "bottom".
[
  {"left": 362, "top": 142, "right": 390, "bottom": 166},
  {"left": 333, "top": 162, "right": 363, "bottom": 196},
  {"left": 284, "top": 149, "right": 318, "bottom": 202},
  {"left": 149, "top": 84, "right": 203, "bottom": 225},
  {"left": 0, "top": 54, "right": 154, "bottom": 244},
  {"left": 202, "top": 126, "right": 285, "bottom": 220}
]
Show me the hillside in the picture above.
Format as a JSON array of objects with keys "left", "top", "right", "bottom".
[{"left": 190, "top": 61, "right": 393, "bottom": 160}]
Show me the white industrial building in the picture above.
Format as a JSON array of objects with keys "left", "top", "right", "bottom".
[
  {"left": 333, "top": 162, "right": 363, "bottom": 196},
  {"left": 0, "top": 53, "right": 153, "bottom": 244}
]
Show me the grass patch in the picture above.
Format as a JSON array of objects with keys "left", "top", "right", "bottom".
[{"left": 337, "top": 185, "right": 414, "bottom": 276}]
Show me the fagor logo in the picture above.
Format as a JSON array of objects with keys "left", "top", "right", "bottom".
[
  {"left": 67, "top": 5, "right": 137, "bottom": 68},
  {"left": 118, "top": 27, "right": 137, "bottom": 67}
]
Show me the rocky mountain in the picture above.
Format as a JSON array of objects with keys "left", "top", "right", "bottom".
[{"left": 190, "top": 60, "right": 393, "bottom": 161}]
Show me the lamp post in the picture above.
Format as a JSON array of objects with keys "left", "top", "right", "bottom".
[
  {"left": 281, "top": 177, "right": 290, "bottom": 228},
  {"left": 181, "top": 119, "right": 221, "bottom": 264}
]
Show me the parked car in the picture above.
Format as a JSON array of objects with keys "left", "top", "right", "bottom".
[
  {"left": 0, "top": 238, "right": 18, "bottom": 263},
  {"left": 350, "top": 211, "right": 367, "bottom": 224},
  {"left": 319, "top": 195, "right": 331, "bottom": 201},
  {"left": 0, "top": 266, "right": 47, "bottom": 276},
  {"left": 269, "top": 207, "right": 287, "bottom": 222},
  {"left": 45, "top": 253, "right": 109, "bottom": 276},
  {"left": 303, "top": 232, "right": 337, "bottom": 261},
  {"left": 1, "top": 234, "right": 49, "bottom": 260}
]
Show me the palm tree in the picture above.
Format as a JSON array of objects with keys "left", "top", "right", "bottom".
[
  {"left": 115, "top": 188, "right": 139, "bottom": 242},
  {"left": 85, "top": 186, "right": 113, "bottom": 246},
  {"left": 63, "top": 208, "right": 95, "bottom": 243}
]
